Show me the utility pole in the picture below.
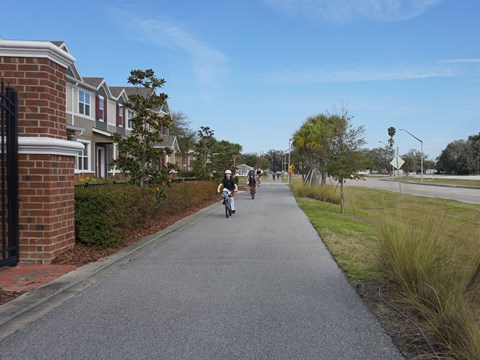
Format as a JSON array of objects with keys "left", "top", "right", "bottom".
[{"left": 399, "top": 128, "right": 423, "bottom": 182}]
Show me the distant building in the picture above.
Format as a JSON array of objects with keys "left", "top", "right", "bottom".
[{"left": 236, "top": 164, "right": 253, "bottom": 176}]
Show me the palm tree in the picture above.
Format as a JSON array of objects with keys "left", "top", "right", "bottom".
[{"left": 292, "top": 114, "right": 337, "bottom": 185}]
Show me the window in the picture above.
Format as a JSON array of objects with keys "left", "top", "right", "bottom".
[
  {"left": 98, "top": 96, "right": 105, "bottom": 121},
  {"left": 76, "top": 140, "right": 90, "bottom": 171},
  {"left": 79, "top": 90, "right": 91, "bottom": 116},
  {"left": 127, "top": 110, "right": 134, "bottom": 129},
  {"left": 118, "top": 104, "right": 124, "bottom": 127}
]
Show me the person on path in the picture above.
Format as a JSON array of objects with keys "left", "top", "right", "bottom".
[
  {"left": 256, "top": 168, "right": 262, "bottom": 186},
  {"left": 247, "top": 170, "right": 257, "bottom": 189},
  {"left": 217, "top": 169, "right": 238, "bottom": 213}
]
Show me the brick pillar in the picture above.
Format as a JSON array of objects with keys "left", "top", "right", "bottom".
[{"left": 0, "top": 40, "right": 83, "bottom": 263}]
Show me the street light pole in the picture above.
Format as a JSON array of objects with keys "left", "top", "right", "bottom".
[{"left": 399, "top": 128, "right": 423, "bottom": 182}]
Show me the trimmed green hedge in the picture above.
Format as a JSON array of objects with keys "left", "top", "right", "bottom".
[{"left": 75, "top": 181, "right": 217, "bottom": 248}]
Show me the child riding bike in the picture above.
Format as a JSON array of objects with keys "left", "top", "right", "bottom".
[{"left": 217, "top": 169, "right": 238, "bottom": 214}]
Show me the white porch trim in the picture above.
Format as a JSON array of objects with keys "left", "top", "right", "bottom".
[{"left": 18, "top": 137, "right": 84, "bottom": 157}]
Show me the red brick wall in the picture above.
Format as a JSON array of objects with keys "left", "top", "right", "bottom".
[
  {"left": 0, "top": 56, "right": 67, "bottom": 139},
  {"left": 17, "top": 154, "right": 76, "bottom": 263},
  {"left": 1, "top": 54, "right": 75, "bottom": 263}
]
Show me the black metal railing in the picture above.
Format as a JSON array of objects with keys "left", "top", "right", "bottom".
[
  {"left": 0, "top": 81, "right": 19, "bottom": 267},
  {"left": 74, "top": 177, "right": 198, "bottom": 189}
]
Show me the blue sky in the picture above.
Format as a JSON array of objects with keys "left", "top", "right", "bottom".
[{"left": 2, "top": 0, "right": 479, "bottom": 160}]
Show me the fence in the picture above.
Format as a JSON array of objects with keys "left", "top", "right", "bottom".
[{"left": 0, "top": 81, "right": 19, "bottom": 267}]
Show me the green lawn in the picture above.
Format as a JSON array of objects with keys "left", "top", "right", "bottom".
[
  {"left": 296, "top": 186, "right": 479, "bottom": 281},
  {"left": 294, "top": 185, "right": 480, "bottom": 358}
]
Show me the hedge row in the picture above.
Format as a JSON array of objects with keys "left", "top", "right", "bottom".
[{"left": 75, "top": 181, "right": 218, "bottom": 248}]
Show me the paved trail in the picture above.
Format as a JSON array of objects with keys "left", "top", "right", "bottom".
[{"left": 0, "top": 181, "right": 402, "bottom": 359}]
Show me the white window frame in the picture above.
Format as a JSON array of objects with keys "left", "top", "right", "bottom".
[
  {"left": 98, "top": 95, "right": 105, "bottom": 121},
  {"left": 78, "top": 90, "right": 91, "bottom": 117},
  {"left": 76, "top": 140, "right": 91, "bottom": 172},
  {"left": 127, "top": 109, "right": 134, "bottom": 129},
  {"left": 118, "top": 104, "right": 124, "bottom": 127}
]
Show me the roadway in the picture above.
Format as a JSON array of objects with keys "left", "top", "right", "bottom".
[{"left": 346, "top": 176, "right": 480, "bottom": 205}]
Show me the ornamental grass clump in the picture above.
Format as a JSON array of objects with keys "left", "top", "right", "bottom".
[
  {"left": 376, "top": 211, "right": 480, "bottom": 359},
  {"left": 290, "top": 180, "right": 340, "bottom": 204}
]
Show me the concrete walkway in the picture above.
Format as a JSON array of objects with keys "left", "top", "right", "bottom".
[{"left": 0, "top": 181, "right": 403, "bottom": 359}]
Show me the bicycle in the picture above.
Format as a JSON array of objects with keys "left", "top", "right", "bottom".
[
  {"left": 249, "top": 184, "right": 256, "bottom": 199},
  {"left": 221, "top": 189, "right": 234, "bottom": 218}
]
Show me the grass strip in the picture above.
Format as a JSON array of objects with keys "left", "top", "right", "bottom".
[{"left": 295, "top": 185, "right": 480, "bottom": 359}]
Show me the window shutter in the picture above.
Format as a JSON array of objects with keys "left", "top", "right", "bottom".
[
  {"left": 96, "top": 96, "right": 100, "bottom": 120},
  {"left": 123, "top": 106, "right": 126, "bottom": 127},
  {"left": 104, "top": 98, "right": 107, "bottom": 121}
]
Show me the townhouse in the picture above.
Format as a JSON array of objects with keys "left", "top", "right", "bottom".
[
  {"left": 0, "top": 38, "right": 183, "bottom": 263},
  {"left": 53, "top": 41, "right": 180, "bottom": 180}
]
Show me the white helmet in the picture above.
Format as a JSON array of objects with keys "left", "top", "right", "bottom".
[{"left": 224, "top": 170, "right": 232, "bottom": 174}]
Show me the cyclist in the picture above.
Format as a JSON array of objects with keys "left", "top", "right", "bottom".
[
  {"left": 255, "top": 168, "right": 262, "bottom": 186},
  {"left": 247, "top": 169, "right": 255, "bottom": 184},
  {"left": 217, "top": 169, "right": 238, "bottom": 213},
  {"left": 247, "top": 169, "right": 257, "bottom": 198}
]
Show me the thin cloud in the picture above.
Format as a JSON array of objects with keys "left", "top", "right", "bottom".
[
  {"left": 111, "top": 11, "right": 228, "bottom": 87},
  {"left": 262, "top": 65, "right": 454, "bottom": 85},
  {"left": 439, "top": 58, "right": 480, "bottom": 64},
  {"left": 263, "top": 0, "right": 442, "bottom": 23}
]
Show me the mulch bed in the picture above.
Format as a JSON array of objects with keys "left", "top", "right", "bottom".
[{"left": 0, "top": 198, "right": 218, "bottom": 305}]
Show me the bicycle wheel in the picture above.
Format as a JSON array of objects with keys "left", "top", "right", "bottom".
[{"left": 225, "top": 201, "right": 229, "bottom": 218}]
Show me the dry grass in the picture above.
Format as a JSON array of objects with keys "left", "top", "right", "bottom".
[
  {"left": 376, "top": 210, "right": 480, "bottom": 359},
  {"left": 290, "top": 180, "right": 341, "bottom": 203},
  {"left": 295, "top": 183, "right": 480, "bottom": 359}
]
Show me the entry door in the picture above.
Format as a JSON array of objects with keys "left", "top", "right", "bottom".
[{"left": 97, "top": 147, "right": 105, "bottom": 178}]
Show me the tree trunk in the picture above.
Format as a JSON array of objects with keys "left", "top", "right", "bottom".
[
  {"left": 340, "top": 179, "right": 344, "bottom": 214},
  {"left": 321, "top": 171, "right": 327, "bottom": 185}
]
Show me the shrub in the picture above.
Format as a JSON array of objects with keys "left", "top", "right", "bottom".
[
  {"left": 156, "top": 181, "right": 217, "bottom": 216},
  {"left": 75, "top": 186, "right": 126, "bottom": 248},
  {"left": 75, "top": 181, "right": 217, "bottom": 248}
]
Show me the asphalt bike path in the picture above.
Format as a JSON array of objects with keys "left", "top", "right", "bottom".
[{"left": 0, "top": 181, "right": 402, "bottom": 359}]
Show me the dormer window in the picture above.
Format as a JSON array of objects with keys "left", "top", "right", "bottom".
[
  {"left": 117, "top": 103, "right": 124, "bottom": 127},
  {"left": 98, "top": 96, "right": 105, "bottom": 121}
]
